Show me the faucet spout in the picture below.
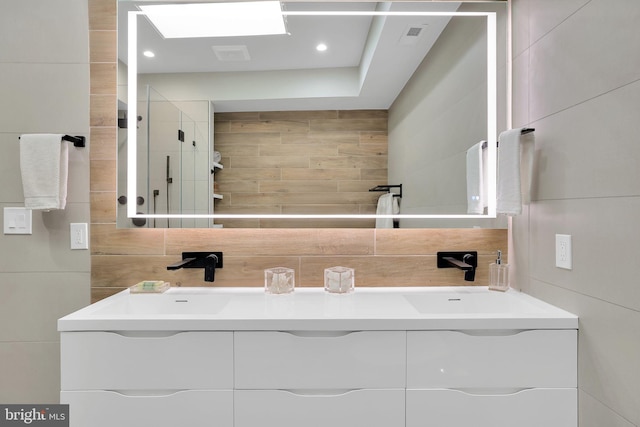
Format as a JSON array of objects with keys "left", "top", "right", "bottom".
[
  {"left": 437, "top": 251, "right": 478, "bottom": 282},
  {"left": 166, "top": 257, "right": 197, "bottom": 270},
  {"left": 166, "top": 252, "right": 224, "bottom": 282},
  {"left": 442, "top": 256, "right": 473, "bottom": 270}
]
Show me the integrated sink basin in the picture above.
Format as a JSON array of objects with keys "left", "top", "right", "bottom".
[
  {"left": 403, "top": 288, "right": 547, "bottom": 314},
  {"left": 59, "top": 286, "right": 577, "bottom": 332},
  {"left": 91, "top": 293, "right": 231, "bottom": 316}
]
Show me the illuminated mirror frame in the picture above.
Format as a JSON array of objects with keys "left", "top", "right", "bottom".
[{"left": 128, "top": 9, "right": 498, "bottom": 221}]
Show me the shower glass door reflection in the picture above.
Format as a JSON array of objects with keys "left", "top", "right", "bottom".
[{"left": 117, "top": 85, "right": 211, "bottom": 228}]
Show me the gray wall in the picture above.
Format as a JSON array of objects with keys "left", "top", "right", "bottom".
[
  {"left": 0, "top": 0, "right": 91, "bottom": 403},
  {"left": 388, "top": 3, "right": 508, "bottom": 228},
  {"left": 511, "top": 0, "right": 640, "bottom": 426}
]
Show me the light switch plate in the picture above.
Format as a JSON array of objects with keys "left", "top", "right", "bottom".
[
  {"left": 4, "top": 207, "right": 32, "bottom": 235},
  {"left": 555, "top": 234, "right": 572, "bottom": 270}
]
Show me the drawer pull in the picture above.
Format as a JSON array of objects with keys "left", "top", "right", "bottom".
[
  {"left": 282, "top": 331, "right": 356, "bottom": 338},
  {"left": 111, "top": 331, "right": 182, "bottom": 338},
  {"left": 456, "top": 329, "right": 527, "bottom": 337},
  {"left": 107, "top": 389, "right": 186, "bottom": 397},
  {"left": 451, "top": 388, "right": 532, "bottom": 396},
  {"left": 282, "top": 389, "right": 360, "bottom": 397}
]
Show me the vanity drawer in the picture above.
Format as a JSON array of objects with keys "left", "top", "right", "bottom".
[
  {"left": 234, "top": 331, "right": 406, "bottom": 389},
  {"left": 407, "top": 330, "right": 576, "bottom": 388},
  {"left": 61, "top": 390, "right": 232, "bottom": 427},
  {"left": 61, "top": 331, "right": 233, "bottom": 390},
  {"left": 406, "top": 388, "right": 577, "bottom": 427},
  {"left": 235, "top": 389, "right": 405, "bottom": 427}
]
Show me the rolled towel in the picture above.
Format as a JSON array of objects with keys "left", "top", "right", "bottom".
[
  {"left": 20, "top": 134, "right": 69, "bottom": 210},
  {"left": 496, "top": 128, "right": 523, "bottom": 215}
]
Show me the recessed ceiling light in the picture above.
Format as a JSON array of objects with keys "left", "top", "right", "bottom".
[
  {"left": 316, "top": 43, "right": 328, "bottom": 52},
  {"left": 139, "top": 1, "right": 286, "bottom": 39},
  {"left": 143, "top": 50, "right": 155, "bottom": 58}
]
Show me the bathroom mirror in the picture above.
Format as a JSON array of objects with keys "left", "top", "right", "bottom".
[{"left": 117, "top": 1, "right": 508, "bottom": 228}]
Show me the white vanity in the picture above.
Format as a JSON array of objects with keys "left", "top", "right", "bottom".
[{"left": 58, "top": 287, "right": 578, "bottom": 427}]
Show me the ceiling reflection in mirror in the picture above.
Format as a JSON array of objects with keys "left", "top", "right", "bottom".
[{"left": 117, "top": 1, "right": 508, "bottom": 229}]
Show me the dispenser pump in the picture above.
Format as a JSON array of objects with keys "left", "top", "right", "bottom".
[{"left": 489, "top": 249, "right": 509, "bottom": 292}]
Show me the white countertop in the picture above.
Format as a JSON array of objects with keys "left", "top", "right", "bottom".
[{"left": 58, "top": 286, "right": 578, "bottom": 332}]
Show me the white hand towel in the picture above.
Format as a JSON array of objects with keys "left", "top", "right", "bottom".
[
  {"left": 496, "top": 128, "right": 523, "bottom": 215},
  {"left": 520, "top": 132, "right": 535, "bottom": 205},
  {"left": 375, "top": 193, "right": 400, "bottom": 229},
  {"left": 20, "top": 134, "right": 69, "bottom": 210},
  {"left": 466, "top": 141, "right": 485, "bottom": 214}
]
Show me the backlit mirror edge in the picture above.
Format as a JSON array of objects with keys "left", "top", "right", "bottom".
[{"left": 127, "top": 9, "right": 500, "bottom": 221}]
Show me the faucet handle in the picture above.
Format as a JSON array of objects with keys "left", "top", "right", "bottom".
[{"left": 204, "top": 254, "right": 219, "bottom": 282}]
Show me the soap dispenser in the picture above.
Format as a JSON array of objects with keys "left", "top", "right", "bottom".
[{"left": 489, "top": 250, "right": 510, "bottom": 291}]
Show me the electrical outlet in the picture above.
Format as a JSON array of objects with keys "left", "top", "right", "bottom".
[
  {"left": 555, "top": 234, "right": 572, "bottom": 270},
  {"left": 70, "top": 223, "right": 88, "bottom": 250}
]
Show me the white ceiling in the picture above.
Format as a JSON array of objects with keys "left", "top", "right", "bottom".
[{"left": 118, "top": 1, "right": 462, "bottom": 111}]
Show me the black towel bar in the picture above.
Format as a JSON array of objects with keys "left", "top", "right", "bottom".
[
  {"left": 369, "top": 184, "right": 402, "bottom": 198},
  {"left": 19, "top": 135, "right": 86, "bottom": 148},
  {"left": 62, "top": 135, "right": 86, "bottom": 147},
  {"left": 482, "top": 128, "right": 534, "bottom": 149}
]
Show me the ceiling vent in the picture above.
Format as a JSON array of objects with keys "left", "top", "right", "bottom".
[
  {"left": 398, "top": 24, "right": 428, "bottom": 46},
  {"left": 212, "top": 45, "right": 251, "bottom": 62},
  {"left": 406, "top": 27, "right": 423, "bottom": 37}
]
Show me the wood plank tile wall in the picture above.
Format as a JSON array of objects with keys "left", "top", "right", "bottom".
[
  {"left": 88, "top": 0, "right": 507, "bottom": 302},
  {"left": 214, "top": 110, "right": 388, "bottom": 228}
]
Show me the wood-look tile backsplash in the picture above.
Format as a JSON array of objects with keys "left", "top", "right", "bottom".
[{"left": 88, "top": 0, "right": 507, "bottom": 302}]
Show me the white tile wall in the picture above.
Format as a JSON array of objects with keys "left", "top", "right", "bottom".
[
  {"left": 0, "top": 133, "right": 27, "bottom": 202},
  {"left": 0, "top": 273, "right": 89, "bottom": 343},
  {"left": 0, "top": 64, "right": 89, "bottom": 133},
  {"left": 531, "top": 82, "right": 640, "bottom": 201},
  {"left": 511, "top": 50, "right": 529, "bottom": 128},
  {"left": 0, "top": 0, "right": 91, "bottom": 404},
  {"left": 0, "top": 203, "right": 91, "bottom": 273},
  {"left": 579, "top": 390, "right": 636, "bottom": 427},
  {"left": 529, "top": 0, "right": 640, "bottom": 122},
  {"left": 0, "top": 342, "right": 61, "bottom": 403},
  {"left": 527, "top": 0, "right": 591, "bottom": 46},
  {"left": 510, "top": 0, "right": 529, "bottom": 57},
  {"left": 0, "top": 0, "right": 88, "bottom": 64},
  {"left": 529, "top": 198, "right": 640, "bottom": 311},
  {"left": 512, "top": 0, "right": 640, "bottom": 426}
]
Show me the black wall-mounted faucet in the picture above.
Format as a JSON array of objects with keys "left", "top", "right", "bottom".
[
  {"left": 167, "top": 252, "right": 223, "bottom": 282},
  {"left": 437, "top": 251, "right": 477, "bottom": 281}
]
